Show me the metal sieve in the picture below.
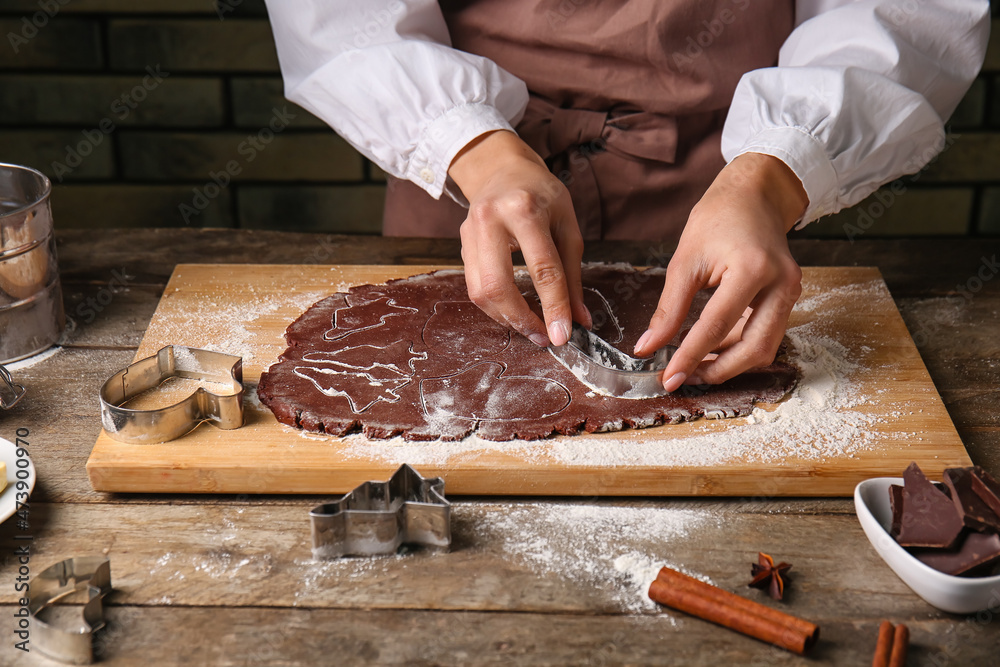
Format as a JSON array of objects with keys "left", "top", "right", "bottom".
[{"left": 0, "top": 162, "right": 65, "bottom": 364}]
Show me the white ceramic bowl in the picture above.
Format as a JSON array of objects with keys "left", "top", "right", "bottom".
[
  {"left": 0, "top": 436, "right": 35, "bottom": 525},
  {"left": 855, "top": 477, "right": 1000, "bottom": 614}
]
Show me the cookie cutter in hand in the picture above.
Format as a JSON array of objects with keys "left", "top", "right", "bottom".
[
  {"left": 310, "top": 464, "right": 451, "bottom": 559},
  {"left": 548, "top": 322, "right": 677, "bottom": 399},
  {"left": 99, "top": 345, "right": 244, "bottom": 443},
  {"left": 29, "top": 557, "right": 112, "bottom": 665},
  {"left": 0, "top": 363, "right": 25, "bottom": 409}
]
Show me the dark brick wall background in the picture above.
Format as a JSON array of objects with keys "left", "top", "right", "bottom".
[{"left": 0, "top": 0, "right": 998, "bottom": 239}]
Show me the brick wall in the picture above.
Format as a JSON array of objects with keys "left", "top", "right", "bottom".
[{"left": 0, "top": 0, "right": 998, "bottom": 238}]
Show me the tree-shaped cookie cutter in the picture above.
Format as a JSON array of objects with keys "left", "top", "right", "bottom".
[
  {"left": 310, "top": 464, "right": 452, "bottom": 559},
  {"left": 29, "top": 556, "right": 112, "bottom": 665},
  {"left": 99, "top": 346, "right": 244, "bottom": 443}
]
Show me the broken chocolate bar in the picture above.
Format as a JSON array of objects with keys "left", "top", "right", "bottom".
[
  {"left": 943, "top": 467, "right": 1000, "bottom": 534},
  {"left": 895, "top": 462, "right": 964, "bottom": 549},
  {"left": 889, "top": 484, "right": 904, "bottom": 539},
  {"left": 913, "top": 532, "right": 1000, "bottom": 576},
  {"left": 971, "top": 467, "right": 1000, "bottom": 520}
]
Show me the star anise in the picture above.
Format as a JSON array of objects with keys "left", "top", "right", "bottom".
[{"left": 748, "top": 552, "right": 792, "bottom": 601}]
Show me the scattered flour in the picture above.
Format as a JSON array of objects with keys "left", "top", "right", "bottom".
[
  {"left": 142, "top": 284, "right": 338, "bottom": 365},
  {"left": 288, "top": 502, "right": 715, "bottom": 615},
  {"left": 120, "top": 376, "right": 237, "bottom": 411},
  {"left": 316, "top": 318, "right": 882, "bottom": 469},
  {"left": 5, "top": 344, "right": 61, "bottom": 370},
  {"left": 474, "top": 502, "right": 715, "bottom": 614},
  {"left": 794, "top": 279, "right": 885, "bottom": 313}
]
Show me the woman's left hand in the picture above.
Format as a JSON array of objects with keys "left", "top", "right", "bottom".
[{"left": 633, "top": 153, "right": 809, "bottom": 392}]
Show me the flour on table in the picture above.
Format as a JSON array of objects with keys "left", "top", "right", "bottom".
[
  {"left": 142, "top": 284, "right": 337, "bottom": 363},
  {"left": 314, "top": 316, "right": 880, "bottom": 468},
  {"left": 475, "top": 502, "right": 715, "bottom": 614},
  {"left": 290, "top": 501, "right": 715, "bottom": 615}
]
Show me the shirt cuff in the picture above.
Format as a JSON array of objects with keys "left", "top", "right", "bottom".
[
  {"left": 407, "top": 102, "right": 515, "bottom": 206},
  {"left": 728, "top": 127, "right": 840, "bottom": 228}
]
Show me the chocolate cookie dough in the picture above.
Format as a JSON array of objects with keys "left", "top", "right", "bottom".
[{"left": 258, "top": 265, "right": 798, "bottom": 441}]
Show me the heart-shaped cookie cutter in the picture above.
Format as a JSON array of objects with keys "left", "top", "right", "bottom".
[
  {"left": 310, "top": 464, "right": 451, "bottom": 559},
  {"left": 29, "top": 556, "right": 112, "bottom": 665},
  {"left": 99, "top": 345, "right": 244, "bottom": 443},
  {"left": 549, "top": 322, "right": 677, "bottom": 399}
]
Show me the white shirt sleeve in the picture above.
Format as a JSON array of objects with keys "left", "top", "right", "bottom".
[
  {"left": 721, "top": 0, "right": 991, "bottom": 226},
  {"left": 263, "top": 0, "right": 528, "bottom": 202}
]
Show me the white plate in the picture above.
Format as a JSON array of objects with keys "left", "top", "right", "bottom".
[
  {"left": 855, "top": 477, "right": 1000, "bottom": 614},
  {"left": 0, "top": 436, "right": 36, "bottom": 525}
]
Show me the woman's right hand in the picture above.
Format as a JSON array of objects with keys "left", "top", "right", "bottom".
[{"left": 448, "top": 130, "right": 591, "bottom": 347}]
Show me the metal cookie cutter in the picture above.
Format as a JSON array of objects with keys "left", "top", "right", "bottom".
[
  {"left": 310, "top": 464, "right": 451, "bottom": 559},
  {"left": 0, "top": 363, "right": 25, "bottom": 409},
  {"left": 99, "top": 345, "right": 244, "bottom": 443},
  {"left": 549, "top": 322, "right": 677, "bottom": 399},
  {"left": 29, "top": 557, "right": 112, "bottom": 665}
]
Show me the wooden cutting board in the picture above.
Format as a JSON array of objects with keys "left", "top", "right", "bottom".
[{"left": 86, "top": 264, "right": 971, "bottom": 496}]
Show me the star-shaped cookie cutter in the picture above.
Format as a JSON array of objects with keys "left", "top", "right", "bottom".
[
  {"left": 29, "top": 556, "right": 112, "bottom": 665},
  {"left": 310, "top": 464, "right": 452, "bottom": 559},
  {"left": 99, "top": 345, "right": 244, "bottom": 443}
]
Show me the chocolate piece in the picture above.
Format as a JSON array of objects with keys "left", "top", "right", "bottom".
[
  {"left": 889, "top": 484, "right": 904, "bottom": 539},
  {"left": 971, "top": 467, "right": 1000, "bottom": 520},
  {"left": 748, "top": 552, "right": 792, "bottom": 601},
  {"left": 913, "top": 531, "right": 1000, "bottom": 576},
  {"left": 258, "top": 267, "right": 799, "bottom": 441},
  {"left": 895, "top": 462, "right": 964, "bottom": 549},
  {"left": 943, "top": 467, "right": 1000, "bottom": 533}
]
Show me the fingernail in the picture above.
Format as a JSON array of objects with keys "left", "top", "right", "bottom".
[
  {"left": 548, "top": 320, "right": 570, "bottom": 346},
  {"left": 663, "top": 372, "right": 686, "bottom": 392},
  {"left": 528, "top": 332, "right": 549, "bottom": 347},
  {"left": 686, "top": 376, "right": 704, "bottom": 386},
  {"left": 634, "top": 329, "right": 653, "bottom": 355},
  {"left": 581, "top": 305, "right": 593, "bottom": 330}
]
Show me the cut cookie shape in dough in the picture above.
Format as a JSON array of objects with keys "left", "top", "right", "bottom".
[{"left": 420, "top": 362, "right": 571, "bottom": 421}]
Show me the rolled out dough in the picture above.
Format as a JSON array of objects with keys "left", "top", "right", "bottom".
[{"left": 257, "top": 265, "right": 798, "bottom": 441}]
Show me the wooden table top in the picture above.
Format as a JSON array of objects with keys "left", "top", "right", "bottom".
[{"left": 2, "top": 230, "right": 998, "bottom": 666}]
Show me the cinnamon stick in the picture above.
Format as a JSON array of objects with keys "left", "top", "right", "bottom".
[
  {"left": 872, "top": 620, "right": 894, "bottom": 667},
  {"left": 872, "top": 620, "right": 909, "bottom": 667},
  {"left": 647, "top": 566, "right": 819, "bottom": 655},
  {"left": 889, "top": 624, "right": 909, "bottom": 667}
]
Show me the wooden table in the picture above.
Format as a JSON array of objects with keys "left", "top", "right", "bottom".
[{"left": 2, "top": 230, "right": 998, "bottom": 666}]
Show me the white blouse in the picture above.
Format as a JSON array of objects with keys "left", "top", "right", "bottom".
[{"left": 264, "top": 0, "right": 990, "bottom": 226}]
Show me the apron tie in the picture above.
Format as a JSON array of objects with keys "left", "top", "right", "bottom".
[
  {"left": 518, "top": 96, "right": 679, "bottom": 164},
  {"left": 517, "top": 96, "right": 680, "bottom": 239}
]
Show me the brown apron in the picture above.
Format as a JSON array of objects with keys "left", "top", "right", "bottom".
[{"left": 383, "top": 0, "right": 795, "bottom": 240}]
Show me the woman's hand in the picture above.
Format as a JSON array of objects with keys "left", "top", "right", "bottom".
[
  {"left": 449, "top": 130, "right": 591, "bottom": 347},
  {"left": 633, "top": 153, "right": 808, "bottom": 392}
]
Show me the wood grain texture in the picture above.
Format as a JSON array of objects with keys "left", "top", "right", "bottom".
[
  {"left": 3, "top": 501, "right": 998, "bottom": 665},
  {"left": 5, "top": 605, "right": 997, "bottom": 666},
  {"left": 0, "top": 501, "right": 969, "bottom": 615},
  {"left": 2, "top": 233, "right": 998, "bottom": 666},
  {"left": 86, "top": 264, "right": 971, "bottom": 496}
]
